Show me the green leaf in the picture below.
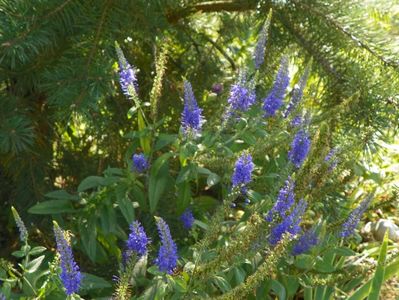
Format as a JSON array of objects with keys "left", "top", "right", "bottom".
[
  {"left": 271, "top": 280, "right": 286, "bottom": 300},
  {"left": 151, "top": 152, "right": 173, "bottom": 174},
  {"left": 80, "top": 273, "right": 112, "bottom": 291},
  {"left": 207, "top": 172, "right": 220, "bottom": 187},
  {"left": 78, "top": 176, "right": 105, "bottom": 192},
  {"left": 176, "top": 166, "right": 192, "bottom": 184},
  {"left": 368, "top": 231, "right": 389, "bottom": 300},
  {"left": 100, "top": 203, "right": 116, "bottom": 233},
  {"left": 148, "top": 153, "right": 173, "bottom": 213},
  {"left": 28, "top": 200, "right": 75, "bottom": 214},
  {"left": 193, "top": 195, "right": 218, "bottom": 212},
  {"left": 304, "top": 287, "right": 313, "bottom": 300},
  {"left": 171, "top": 276, "right": 188, "bottom": 293},
  {"left": 103, "top": 167, "right": 124, "bottom": 176},
  {"left": 212, "top": 275, "right": 232, "bottom": 293},
  {"left": 348, "top": 255, "right": 399, "bottom": 300},
  {"left": 234, "top": 267, "right": 246, "bottom": 285},
  {"left": 147, "top": 265, "right": 164, "bottom": 276},
  {"left": 29, "top": 246, "right": 47, "bottom": 256},
  {"left": 11, "top": 250, "right": 25, "bottom": 258},
  {"left": 138, "top": 111, "right": 151, "bottom": 154},
  {"left": 149, "top": 167, "right": 169, "bottom": 213},
  {"left": 196, "top": 167, "right": 212, "bottom": 175},
  {"left": 44, "top": 190, "right": 79, "bottom": 201},
  {"left": 314, "top": 257, "right": 335, "bottom": 273},
  {"left": 80, "top": 216, "right": 97, "bottom": 262},
  {"left": 294, "top": 254, "right": 314, "bottom": 270},
  {"left": 154, "top": 134, "right": 177, "bottom": 151},
  {"left": 241, "top": 132, "right": 257, "bottom": 145},
  {"left": 194, "top": 220, "right": 209, "bottom": 230},
  {"left": 26, "top": 255, "right": 45, "bottom": 273},
  {"left": 325, "top": 247, "right": 356, "bottom": 257},
  {"left": 177, "top": 182, "right": 191, "bottom": 214},
  {"left": 141, "top": 280, "right": 168, "bottom": 299},
  {"left": 117, "top": 195, "right": 135, "bottom": 224},
  {"left": 281, "top": 275, "right": 299, "bottom": 298},
  {"left": 131, "top": 185, "right": 147, "bottom": 210}
]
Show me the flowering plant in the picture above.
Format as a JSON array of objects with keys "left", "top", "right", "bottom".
[{"left": 2, "top": 11, "right": 398, "bottom": 300}]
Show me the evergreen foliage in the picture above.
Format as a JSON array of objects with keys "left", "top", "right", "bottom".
[{"left": 1, "top": 0, "right": 398, "bottom": 212}]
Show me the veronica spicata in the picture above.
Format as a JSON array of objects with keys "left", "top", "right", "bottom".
[
  {"left": 265, "top": 177, "right": 295, "bottom": 222},
  {"left": 132, "top": 153, "right": 149, "bottom": 173},
  {"left": 126, "top": 221, "right": 149, "bottom": 257},
  {"left": 269, "top": 199, "right": 307, "bottom": 246},
  {"left": 288, "top": 129, "right": 311, "bottom": 168},
  {"left": 263, "top": 56, "right": 290, "bottom": 117},
  {"left": 11, "top": 207, "right": 28, "bottom": 243},
  {"left": 53, "top": 223, "right": 82, "bottom": 296},
  {"left": 292, "top": 228, "right": 318, "bottom": 255},
  {"left": 227, "top": 71, "right": 256, "bottom": 113},
  {"left": 181, "top": 80, "right": 203, "bottom": 137},
  {"left": 155, "top": 217, "right": 178, "bottom": 274},
  {"left": 180, "top": 208, "right": 195, "bottom": 230},
  {"left": 232, "top": 153, "right": 255, "bottom": 193},
  {"left": 115, "top": 43, "right": 138, "bottom": 97},
  {"left": 341, "top": 195, "right": 372, "bottom": 238}
]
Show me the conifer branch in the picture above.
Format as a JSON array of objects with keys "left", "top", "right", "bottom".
[
  {"left": 86, "top": 0, "right": 113, "bottom": 69},
  {"left": 166, "top": 0, "right": 260, "bottom": 23},
  {"left": 292, "top": 0, "right": 399, "bottom": 70},
  {"left": 199, "top": 33, "right": 236, "bottom": 70},
  {"left": 44, "top": 0, "right": 75, "bottom": 20},
  {"left": 1, "top": 0, "right": 74, "bottom": 48},
  {"left": 274, "top": 11, "right": 344, "bottom": 84},
  {"left": 75, "top": 0, "right": 113, "bottom": 108}
]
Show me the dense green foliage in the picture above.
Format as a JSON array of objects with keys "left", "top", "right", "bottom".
[{"left": 1, "top": 0, "right": 399, "bottom": 299}]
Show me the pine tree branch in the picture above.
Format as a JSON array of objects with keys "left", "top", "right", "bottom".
[
  {"left": 292, "top": 0, "right": 399, "bottom": 70},
  {"left": 166, "top": 0, "right": 259, "bottom": 23},
  {"left": 86, "top": 0, "right": 113, "bottom": 69},
  {"left": 274, "top": 11, "right": 345, "bottom": 84},
  {"left": 182, "top": 25, "right": 236, "bottom": 70},
  {"left": 200, "top": 32, "right": 236, "bottom": 70},
  {"left": 74, "top": 0, "right": 113, "bottom": 108},
  {"left": 45, "top": 0, "right": 75, "bottom": 20},
  {"left": 1, "top": 0, "right": 74, "bottom": 48}
]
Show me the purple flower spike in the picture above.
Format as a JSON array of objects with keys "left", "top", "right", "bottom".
[
  {"left": 341, "top": 195, "right": 373, "bottom": 238},
  {"left": 254, "top": 25, "right": 268, "bottom": 69},
  {"left": 11, "top": 207, "right": 28, "bottom": 243},
  {"left": 180, "top": 208, "right": 195, "bottom": 230},
  {"left": 126, "top": 221, "right": 149, "bottom": 257},
  {"left": 292, "top": 228, "right": 318, "bottom": 255},
  {"left": 155, "top": 217, "right": 178, "bottom": 274},
  {"left": 263, "top": 56, "right": 290, "bottom": 117},
  {"left": 181, "top": 81, "right": 204, "bottom": 137},
  {"left": 54, "top": 224, "right": 82, "bottom": 296},
  {"left": 232, "top": 153, "right": 255, "bottom": 191},
  {"left": 116, "top": 43, "right": 138, "bottom": 97},
  {"left": 227, "top": 71, "right": 256, "bottom": 113},
  {"left": 265, "top": 177, "right": 295, "bottom": 222},
  {"left": 269, "top": 199, "right": 307, "bottom": 246},
  {"left": 288, "top": 130, "right": 311, "bottom": 168},
  {"left": 132, "top": 153, "right": 149, "bottom": 173}
]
